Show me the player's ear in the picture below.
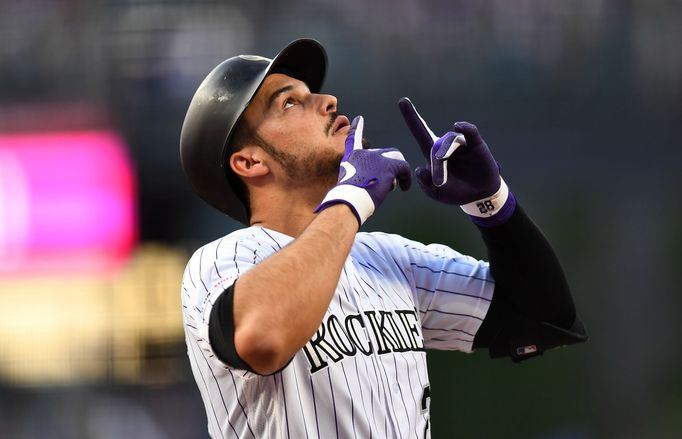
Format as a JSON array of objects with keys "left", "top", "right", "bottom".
[{"left": 230, "top": 146, "right": 270, "bottom": 179}]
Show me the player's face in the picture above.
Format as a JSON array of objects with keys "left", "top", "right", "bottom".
[{"left": 240, "top": 73, "right": 350, "bottom": 185}]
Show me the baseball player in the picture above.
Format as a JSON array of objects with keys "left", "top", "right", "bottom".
[{"left": 179, "top": 39, "right": 587, "bottom": 439}]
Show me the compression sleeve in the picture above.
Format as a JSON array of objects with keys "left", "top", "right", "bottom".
[
  {"left": 473, "top": 204, "right": 587, "bottom": 361},
  {"left": 208, "top": 283, "right": 254, "bottom": 371}
]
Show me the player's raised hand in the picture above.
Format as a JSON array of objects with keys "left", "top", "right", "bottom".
[
  {"left": 398, "top": 97, "right": 515, "bottom": 225},
  {"left": 315, "top": 116, "right": 411, "bottom": 226}
]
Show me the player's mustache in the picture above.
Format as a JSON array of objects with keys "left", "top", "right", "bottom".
[
  {"left": 325, "top": 112, "right": 339, "bottom": 136},
  {"left": 326, "top": 111, "right": 370, "bottom": 148}
]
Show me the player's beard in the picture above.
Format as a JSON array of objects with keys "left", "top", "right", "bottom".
[{"left": 254, "top": 135, "right": 342, "bottom": 188}]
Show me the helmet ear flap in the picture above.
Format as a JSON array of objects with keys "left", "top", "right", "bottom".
[{"left": 179, "top": 39, "right": 327, "bottom": 225}]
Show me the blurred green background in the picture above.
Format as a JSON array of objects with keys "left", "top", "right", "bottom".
[{"left": 1, "top": 0, "right": 681, "bottom": 438}]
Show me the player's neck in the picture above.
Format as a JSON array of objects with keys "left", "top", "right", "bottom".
[{"left": 248, "top": 185, "right": 328, "bottom": 238}]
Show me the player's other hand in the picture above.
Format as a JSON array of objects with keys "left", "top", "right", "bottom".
[
  {"left": 398, "top": 97, "right": 515, "bottom": 225},
  {"left": 315, "top": 116, "right": 411, "bottom": 226}
]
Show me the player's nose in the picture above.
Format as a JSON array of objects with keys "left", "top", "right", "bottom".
[{"left": 315, "top": 93, "right": 337, "bottom": 116}]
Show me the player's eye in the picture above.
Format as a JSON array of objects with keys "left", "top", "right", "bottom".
[{"left": 283, "top": 98, "right": 296, "bottom": 109}]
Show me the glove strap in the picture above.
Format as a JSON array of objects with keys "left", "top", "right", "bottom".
[
  {"left": 315, "top": 185, "right": 375, "bottom": 226},
  {"left": 461, "top": 178, "right": 515, "bottom": 226},
  {"left": 460, "top": 178, "right": 509, "bottom": 217}
]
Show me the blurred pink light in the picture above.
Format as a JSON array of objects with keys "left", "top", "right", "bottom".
[{"left": 0, "top": 131, "right": 136, "bottom": 274}]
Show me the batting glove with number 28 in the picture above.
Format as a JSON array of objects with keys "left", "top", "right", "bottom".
[
  {"left": 398, "top": 97, "right": 516, "bottom": 226},
  {"left": 315, "top": 116, "right": 411, "bottom": 226}
]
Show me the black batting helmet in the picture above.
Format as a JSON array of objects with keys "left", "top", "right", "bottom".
[{"left": 179, "top": 39, "right": 327, "bottom": 224}]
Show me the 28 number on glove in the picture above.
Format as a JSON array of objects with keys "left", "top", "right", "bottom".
[{"left": 477, "top": 200, "right": 496, "bottom": 214}]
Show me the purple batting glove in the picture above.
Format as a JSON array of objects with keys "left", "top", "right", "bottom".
[
  {"left": 315, "top": 116, "right": 411, "bottom": 226},
  {"left": 398, "top": 97, "right": 515, "bottom": 227}
]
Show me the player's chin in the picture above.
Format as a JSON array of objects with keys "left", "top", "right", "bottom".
[
  {"left": 332, "top": 136, "right": 346, "bottom": 154},
  {"left": 294, "top": 157, "right": 338, "bottom": 189}
]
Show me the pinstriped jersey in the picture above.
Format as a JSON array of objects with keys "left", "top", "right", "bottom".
[{"left": 182, "top": 226, "right": 495, "bottom": 439}]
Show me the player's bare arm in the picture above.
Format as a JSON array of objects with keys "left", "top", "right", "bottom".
[{"left": 232, "top": 203, "right": 357, "bottom": 374}]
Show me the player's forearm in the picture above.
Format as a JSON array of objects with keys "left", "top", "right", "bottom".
[
  {"left": 233, "top": 204, "right": 357, "bottom": 374},
  {"left": 478, "top": 204, "right": 577, "bottom": 327},
  {"left": 472, "top": 203, "right": 587, "bottom": 360}
]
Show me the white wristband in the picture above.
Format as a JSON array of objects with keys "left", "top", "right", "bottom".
[
  {"left": 460, "top": 178, "right": 509, "bottom": 218},
  {"left": 319, "top": 185, "right": 375, "bottom": 225}
]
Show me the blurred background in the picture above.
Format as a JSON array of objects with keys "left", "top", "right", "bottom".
[{"left": 0, "top": 0, "right": 680, "bottom": 437}]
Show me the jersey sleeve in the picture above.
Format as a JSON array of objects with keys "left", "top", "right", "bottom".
[
  {"left": 181, "top": 231, "right": 263, "bottom": 369},
  {"left": 366, "top": 233, "right": 495, "bottom": 353}
]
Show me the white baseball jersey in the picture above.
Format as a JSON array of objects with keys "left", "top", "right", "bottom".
[{"left": 182, "top": 226, "right": 495, "bottom": 439}]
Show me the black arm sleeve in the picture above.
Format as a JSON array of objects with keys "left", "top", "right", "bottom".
[
  {"left": 208, "top": 283, "right": 254, "bottom": 371},
  {"left": 472, "top": 204, "right": 588, "bottom": 361}
]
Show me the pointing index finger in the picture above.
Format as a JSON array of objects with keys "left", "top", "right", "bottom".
[
  {"left": 349, "top": 115, "right": 364, "bottom": 151},
  {"left": 398, "top": 97, "right": 438, "bottom": 159}
]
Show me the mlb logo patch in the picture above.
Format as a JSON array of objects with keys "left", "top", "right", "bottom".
[{"left": 516, "top": 345, "right": 538, "bottom": 356}]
